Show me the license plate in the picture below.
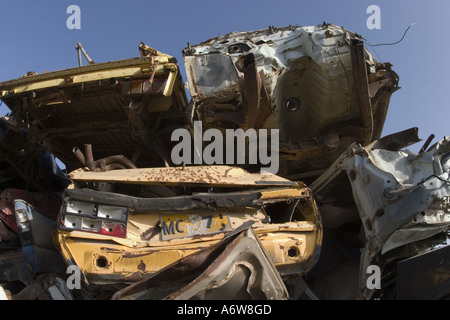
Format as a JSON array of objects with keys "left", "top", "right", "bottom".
[{"left": 160, "top": 211, "right": 231, "bottom": 240}]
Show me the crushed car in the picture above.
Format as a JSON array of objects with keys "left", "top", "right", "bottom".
[
  {"left": 308, "top": 128, "right": 450, "bottom": 299},
  {"left": 57, "top": 165, "right": 322, "bottom": 299},
  {"left": 0, "top": 23, "right": 448, "bottom": 300},
  {"left": 182, "top": 23, "right": 399, "bottom": 181}
]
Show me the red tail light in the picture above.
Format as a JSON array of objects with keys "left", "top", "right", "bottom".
[{"left": 59, "top": 199, "right": 128, "bottom": 238}]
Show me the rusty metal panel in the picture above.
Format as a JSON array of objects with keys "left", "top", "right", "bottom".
[
  {"left": 111, "top": 224, "right": 289, "bottom": 300},
  {"left": 183, "top": 24, "right": 399, "bottom": 180},
  {"left": 0, "top": 28, "right": 417, "bottom": 301},
  {"left": 68, "top": 165, "right": 297, "bottom": 187},
  {"left": 0, "top": 50, "right": 189, "bottom": 172},
  {"left": 0, "top": 56, "right": 173, "bottom": 95},
  {"left": 55, "top": 205, "right": 321, "bottom": 286},
  {"left": 54, "top": 165, "right": 322, "bottom": 288}
]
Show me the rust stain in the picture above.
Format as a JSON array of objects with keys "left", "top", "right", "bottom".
[
  {"left": 100, "top": 247, "right": 124, "bottom": 253},
  {"left": 140, "top": 224, "right": 161, "bottom": 241},
  {"left": 137, "top": 260, "right": 146, "bottom": 272},
  {"left": 122, "top": 251, "right": 155, "bottom": 258}
]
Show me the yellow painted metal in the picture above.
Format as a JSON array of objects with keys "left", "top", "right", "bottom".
[
  {"left": 56, "top": 168, "right": 322, "bottom": 284},
  {"left": 162, "top": 69, "right": 177, "bottom": 97},
  {"left": 0, "top": 56, "right": 175, "bottom": 97},
  {"left": 55, "top": 231, "right": 198, "bottom": 278},
  {"left": 55, "top": 203, "right": 321, "bottom": 283},
  {"left": 260, "top": 187, "right": 311, "bottom": 200},
  {"left": 56, "top": 223, "right": 319, "bottom": 282}
]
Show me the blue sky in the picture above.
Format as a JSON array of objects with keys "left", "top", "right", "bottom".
[{"left": 0, "top": 0, "right": 448, "bottom": 152}]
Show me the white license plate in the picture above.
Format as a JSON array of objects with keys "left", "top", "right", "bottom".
[{"left": 160, "top": 211, "right": 231, "bottom": 240}]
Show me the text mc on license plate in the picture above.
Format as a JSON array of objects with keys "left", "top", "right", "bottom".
[{"left": 160, "top": 211, "right": 231, "bottom": 240}]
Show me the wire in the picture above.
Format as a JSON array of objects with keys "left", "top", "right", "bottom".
[
  {"left": 424, "top": 174, "right": 450, "bottom": 185},
  {"left": 363, "top": 23, "right": 417, "bottom": 47}
]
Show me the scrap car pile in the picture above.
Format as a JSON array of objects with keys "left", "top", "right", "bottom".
[{"left": 0, "top": 23, "right": 448, "bottom": 300}]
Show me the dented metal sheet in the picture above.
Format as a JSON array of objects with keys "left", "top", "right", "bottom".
[
  {"left": 54, "top": 181, "right": 322, "bottom": 287},
  {"left": 183, "top": 23, "right": 399, "bottom": 179},
  {"left": 52, "top": 163, "right": 322, "bottom": 290},
  {"left": 111, "top": 224, "right": 289, "bottom": 300},
  {"left": 0, "top": 56, "right": 175, "bottom": 96},
  {"left": 1, "top": 23, "right": 443, "bottom": 301},
  {"left": 0, "top": 48, "right": 189, "bottom": 172},
  {"left": 310, "top": 131, "right": 450, "bottom": 299},
  {"left": 68, "top": 165, "right": 297, "bottom": 187}
]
